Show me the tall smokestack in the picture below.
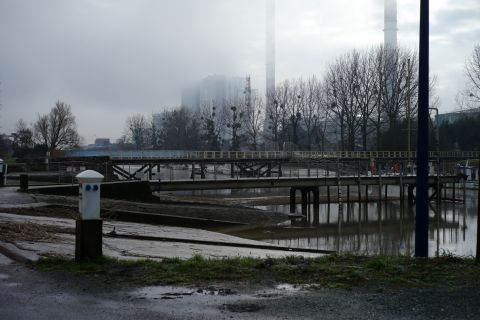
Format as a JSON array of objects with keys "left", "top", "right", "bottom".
[
  {"left": 384, "top": 0, "right": 397, "bottom": 48},
  {"left": 266, "top": 0, "right": 275, "bottom": 111}
]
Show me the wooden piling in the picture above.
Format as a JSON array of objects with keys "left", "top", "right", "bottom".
[
  {"left": 301, "top": 188, "right": 308, "bottom": 216},
  {"left": 289, "top": 188, "right": 296, "bottom": 214}
]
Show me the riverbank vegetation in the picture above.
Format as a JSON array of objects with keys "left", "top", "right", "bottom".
[{"left": 37, "top": 254, "right": 480, "bottom": 290}]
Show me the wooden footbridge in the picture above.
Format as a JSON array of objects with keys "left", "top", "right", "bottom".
[{"left": 55, "top": 150, "right": 478, "bottom": 180}]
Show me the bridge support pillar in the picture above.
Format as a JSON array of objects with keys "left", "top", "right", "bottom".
[
  {"left": 313, "top": 187, "right": 319, "bottom": 217},
  {"left": 408, "top": 185, "right": 415, "bottom": 204},
  {"left": 200, "top": 164, "right": 206, "bottom": 179},
  {"left": 301, "top": 189, "right": 308, "bottom": 216},
  {"left": 148, "top": 164, "right": 153, "bottom": 180},
  {"left": 230, "top": 163, "right": 235, "bottom": 178},
  {"left": 289, "top": 187, "right": 296, "bottom": 213},
  {"left": 278, "top": 163, "right": 282, "bottom": 177}
]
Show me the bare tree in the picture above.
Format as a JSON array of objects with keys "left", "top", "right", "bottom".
[
  {"left": 324, "top": 51, "right": 364, "bottom": 150},
  {"left": 12, "top": 119, "right": 34, "bottom": 149},
  {"left": 378, "top": 46, "right": 418, "bottom": 130},
  {"left": 366, "top": 46, "right": 418, "bottom": 150},
  {"left": 264, "top": 87, "right": 286, "bottom": 150},
  {"left": 243, "top": 94, "right": 264, "bottom": 150},
  {"left": 464, "top": 44, "right": 480, "bottom": 105},
  {"left": 125, "top": 114, "right": 149, "bottom": 150},
  {"left": 34, "top": 101, "right": 80, "bottom": 150},
  {"left": 285, "top": 80, "right": 303, "bottom": 147},
  {"left": 159, "top": 107, "right": 201, "bottom": 150},
  {"left": 199, "top": 102, "right": 222, "bottom": 150},
  {"left": 300, "top": 76, "right": 324, "bottom": 150}
]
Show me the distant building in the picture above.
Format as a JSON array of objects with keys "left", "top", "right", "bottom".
[
  {"left": 181, "top": 75, "right": 246, "bottom": 112},
  {"left": 94, "top": 138, "right": 110, "bottom": 147},
  {"left": 152, "top": 113, "right": 164, "bottom": 130},
  {"left": 437, "top": 108, "right": 480, "bottom": 125}
]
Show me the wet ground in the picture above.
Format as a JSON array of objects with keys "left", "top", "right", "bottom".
[{"left": 1, "top": 255, "right": 480, "bottom": 320}]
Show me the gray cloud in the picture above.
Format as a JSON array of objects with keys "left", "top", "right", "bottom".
[{"left": 0, "top": 0, "right": 478, "bottom": 143}]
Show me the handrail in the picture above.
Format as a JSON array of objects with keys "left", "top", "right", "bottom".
[{"left": 62, "top": 150, "right": 480, "bottom": 160}]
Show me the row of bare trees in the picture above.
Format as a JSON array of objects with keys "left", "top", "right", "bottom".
[
  {"left": 123, "top": 96, "right": 265, "bottom": 151},
  {"left": 265, "top": 45, "right": 420, "bottom": 151},
  {"left": 123, "top": 46, "right": 424, "bottom": 151}
]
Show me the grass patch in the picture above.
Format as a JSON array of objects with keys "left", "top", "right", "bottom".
[{"left": 36, "top": 254, "right": 480, "bottom": 289}]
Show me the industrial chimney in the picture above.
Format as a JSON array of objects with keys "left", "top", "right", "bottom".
[
  {"left": 266, "top": 0, "right": 275, "bottom": 112},
  {"left": 384, "top": 0, "right": 398, "bottom": 49}
]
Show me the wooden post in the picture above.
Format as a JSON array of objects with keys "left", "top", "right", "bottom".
[
  {"left": 301, "top": 188, "right": 308, "bottom": 216},
  {"left": 290, "top": 188, "right": 296, "bottom": 214},
  {"left": 313, "top": 187, "right": 320, "bottom": 218},
  {"left": 453, "top": 182, "right": 456, "bottom": 202}
]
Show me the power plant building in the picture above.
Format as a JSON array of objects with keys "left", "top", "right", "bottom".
[{"left": 181, "top": 75, "right": 246, "bottom": 112}]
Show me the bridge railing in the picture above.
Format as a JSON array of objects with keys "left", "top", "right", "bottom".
[{"left": 63, "top": 149, "right": 480, "bottom": 160}]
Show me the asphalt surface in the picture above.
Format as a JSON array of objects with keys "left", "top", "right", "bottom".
[{"left": 1, "top": 252, "right": 480, "bottom": 320}]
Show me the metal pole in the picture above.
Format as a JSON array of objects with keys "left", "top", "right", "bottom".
[
  {"left": 415, "top": 0, "right": 430, "bottom": 257},
  {"left": 477, "top": 155, "right": 480, "bottom": 262},
  {"left": 407, "top": 58, "right": 412, "bottom": 175}
]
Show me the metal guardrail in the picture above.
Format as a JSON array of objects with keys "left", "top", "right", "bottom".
[{"left": 63, "top": 150, "right": 480, "bottom": 161}]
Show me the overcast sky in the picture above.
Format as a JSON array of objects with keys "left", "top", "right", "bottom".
[{"left": 0, "top": 0, "right": 479, "bottom": 144}]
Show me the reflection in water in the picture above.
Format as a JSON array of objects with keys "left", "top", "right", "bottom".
[
  {"left": 249, "top": 191, "right": 477, "bottom": 257},
  {"left": 126, "top": 164, "right": 476, "bottom": 257}
]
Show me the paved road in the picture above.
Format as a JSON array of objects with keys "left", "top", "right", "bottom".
[{"left": 1, "top": 253, "right": 480, "bottom": 320}]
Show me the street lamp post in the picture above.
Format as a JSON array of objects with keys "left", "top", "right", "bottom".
[{"left": 415, "top": 0, "right": 430, "bottom": 257}]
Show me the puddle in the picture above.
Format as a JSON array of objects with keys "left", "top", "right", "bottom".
[
  {"left": 132, "top": 285, "right": 237, "bottom": 300},
  {"left": 222, "top": 302, "right": 265, "bottom": 313},
  {"left": 275, "top": 283, "right": 301, "bottom": 291},
  {"left": 0, "top": 273, "right": 10, "bottom": 280}
]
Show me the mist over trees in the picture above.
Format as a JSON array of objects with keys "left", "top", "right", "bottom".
[
  {"left": 117, "top": 45, "right": 428, "bottom": 152},
  {"left": 9, "top": 44, "right": 480, "bottom": 157}
]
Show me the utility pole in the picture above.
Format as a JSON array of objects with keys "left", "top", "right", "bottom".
[
  {"left": 406, "top": 58, "right": 412, "bottom": 174},
  {"left": 477, "top": 153, "right": 480, "bottom": 262},
  {"left": 415, "top": 0, "right": 430, "bottom": 258}
]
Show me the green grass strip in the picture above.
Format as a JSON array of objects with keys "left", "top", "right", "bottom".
[{"left": 36, "top": 254, "right": 480, "bottom": 289}]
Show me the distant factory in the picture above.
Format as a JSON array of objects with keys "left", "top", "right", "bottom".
[{"left": 181, "top": 75, "right": 247, "bottom": 112}]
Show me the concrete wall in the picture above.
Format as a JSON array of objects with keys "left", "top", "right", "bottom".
[{"left": 29, "top": 181, "right": 155, "bottom": 202}]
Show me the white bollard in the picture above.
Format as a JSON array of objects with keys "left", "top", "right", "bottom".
[{"left": 75, "top": 170, "right": 104, "bottom": 261}]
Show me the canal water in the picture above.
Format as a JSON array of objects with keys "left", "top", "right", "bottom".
[
  {"left": 241, "top": 192, "right": 478, "bottom": 258},
  {"left": 126, "top": 164, "right": 478, "bottom": 257}
]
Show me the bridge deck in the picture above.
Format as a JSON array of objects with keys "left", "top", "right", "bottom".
[{"left": 152, "top": 175, "right": 459, "bottom": 191}]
